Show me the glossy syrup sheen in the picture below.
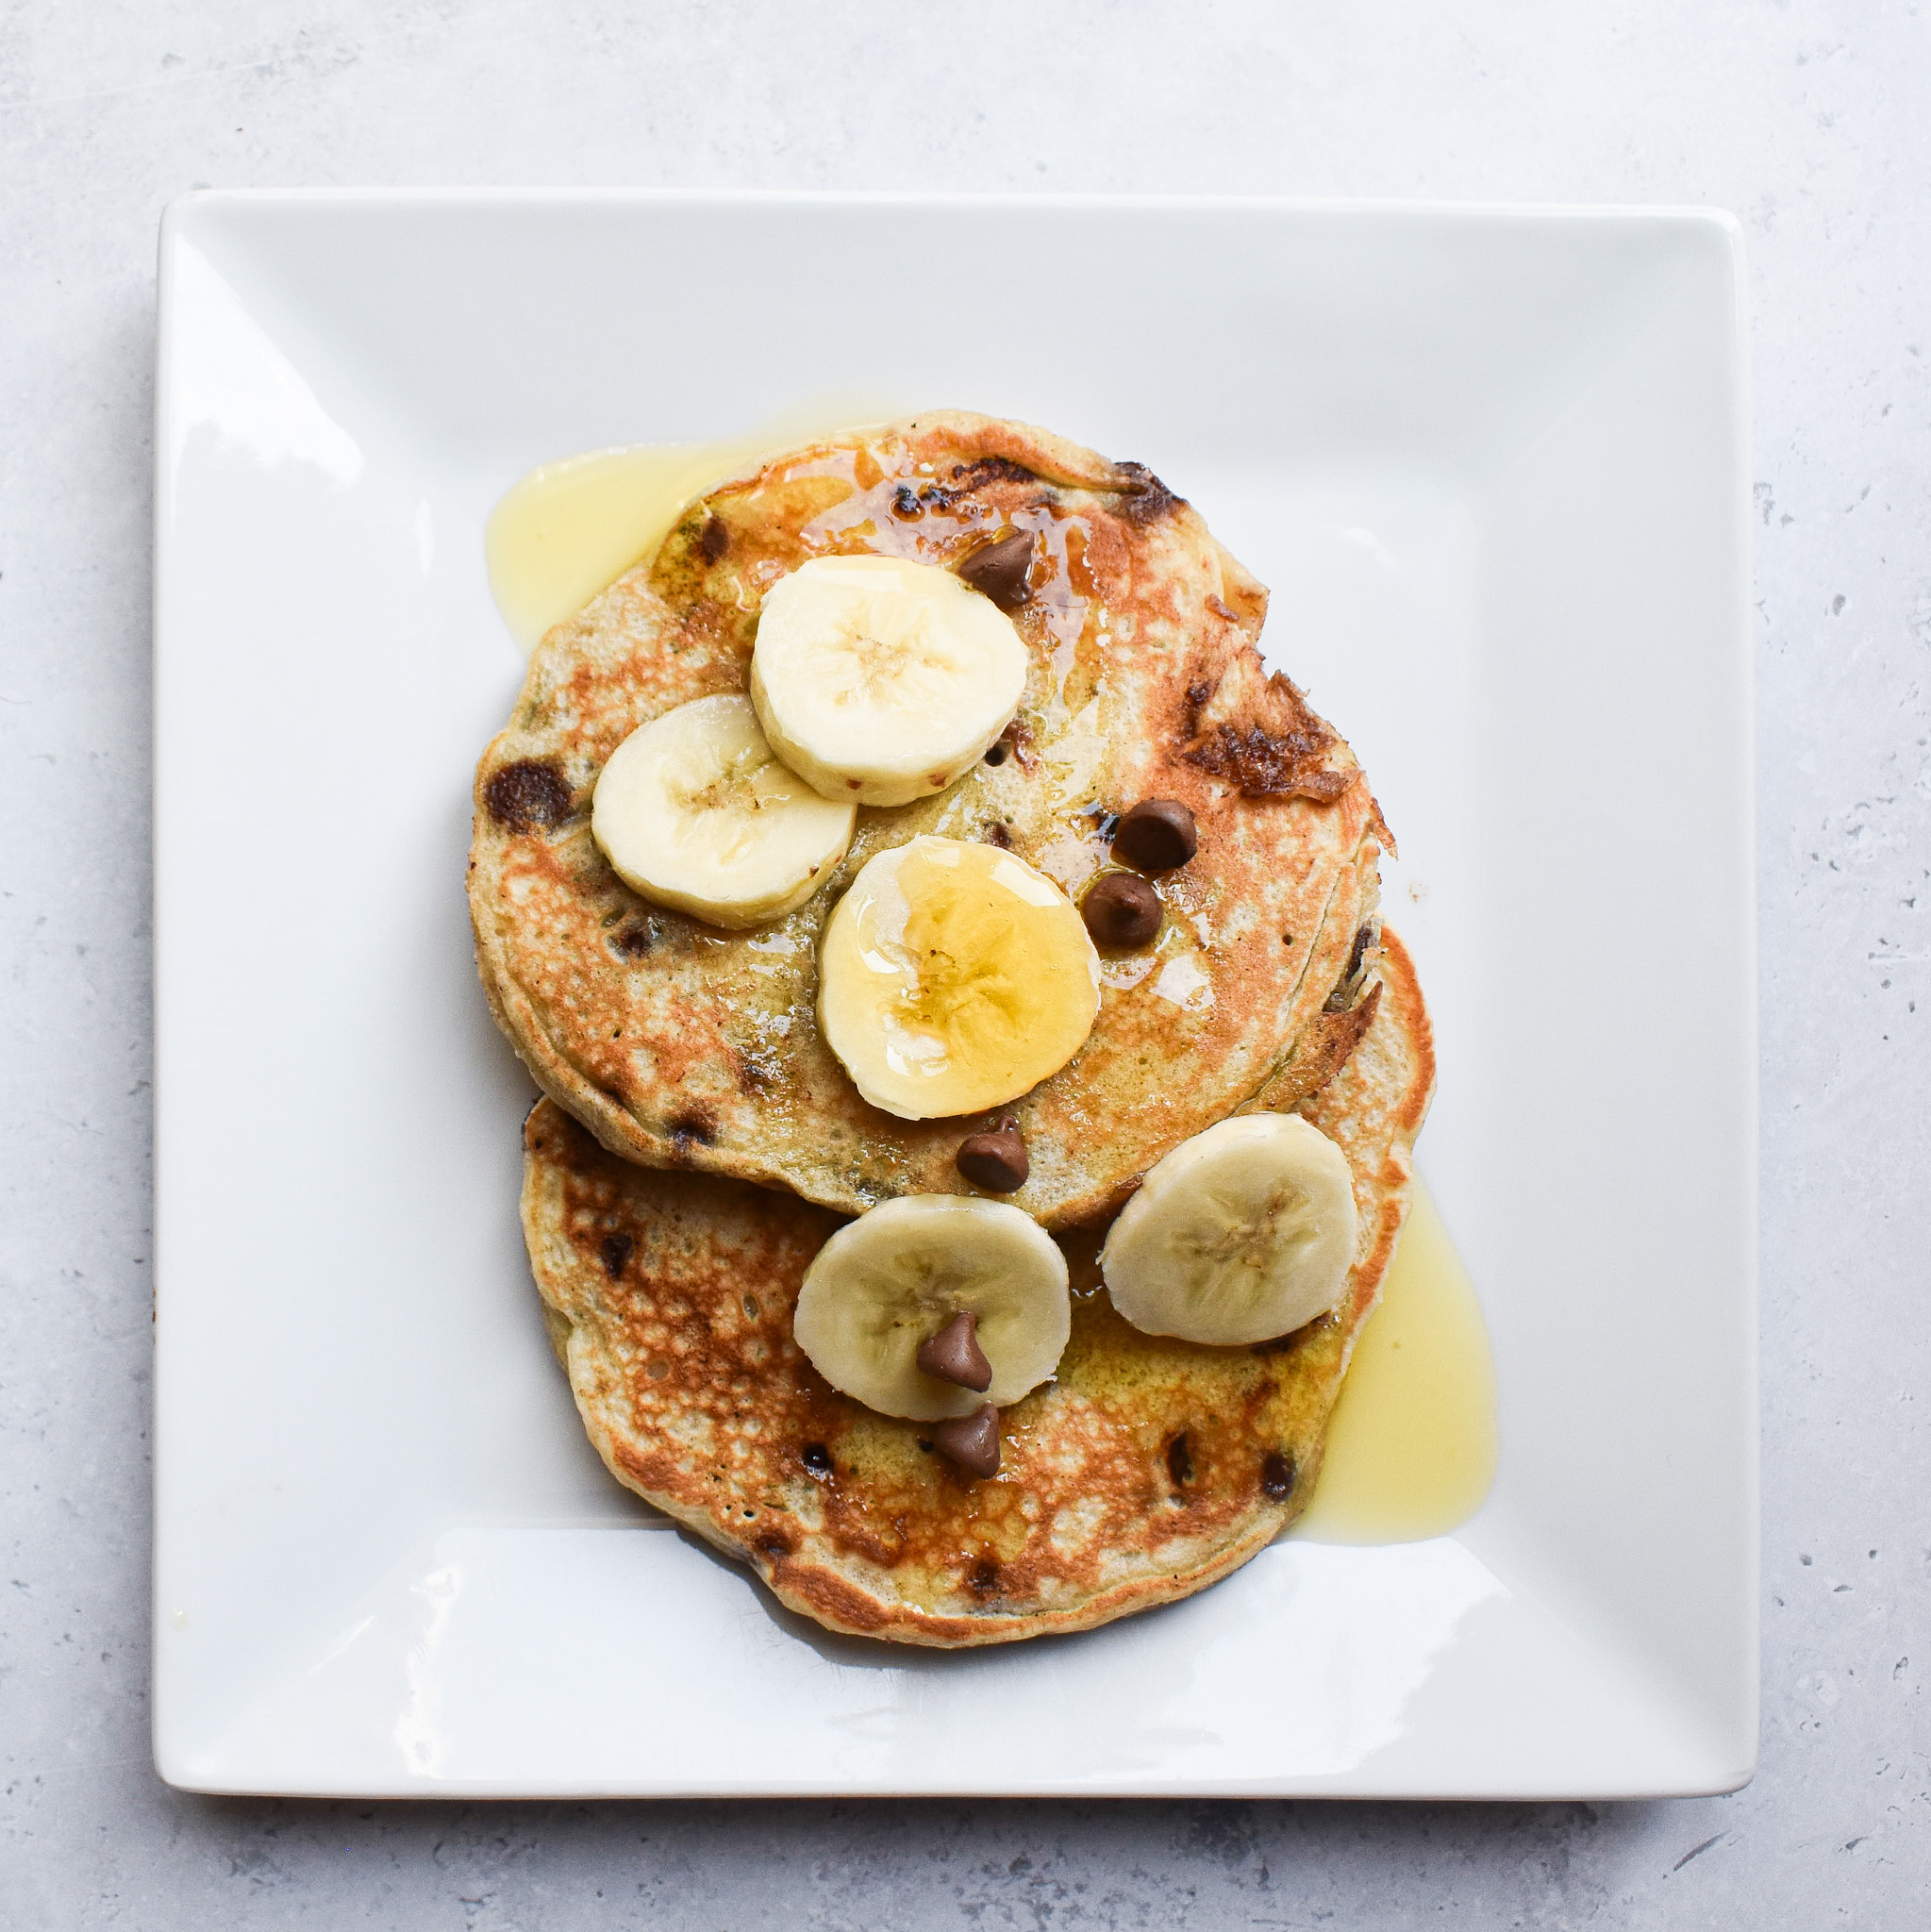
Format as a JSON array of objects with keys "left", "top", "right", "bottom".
[
  {"left": 485, "top": 403, "right": 897, "bottom": 651},
  {"left": 1290, "top": 1176, "right": 1499, "bottom": 1543},
  {"left": 486, "top": 426, "right": 1498, "bottom": 1548}
]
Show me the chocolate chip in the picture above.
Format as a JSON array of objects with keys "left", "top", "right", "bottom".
[
  {"left": 957, "top": 1121, "right": 1028, "bottom": 1192},
  {"left": 982, "top": 821, "right": 1013, "bottom": 849},
  {"left": 599, "top": 1232, "right": 633, "bottom": 1280},
  {"left": 1260, "top": 1450, "right": 1296, "bottom": 1501},
  {"left": 801, "top": 1442, "right": 834, "bottom": 1480},
  {"left": 1323, "top": 920, "right": 1380, "bottom": 1012},
  {"left": 611, "top": 923, "right": 656, "bottom": 958},
  {"left": 699, "top": 514, "right": 728, "bottom": 561},
  {"left": 955, "top": 529, "right": 1033, "bottom": 611},
  {"left": 1166, "top": 1432, "right": 1194, "bottom": 1487},
  {"left": 1346, "top": 919, "right": 1376, "bottom": 981},
  {"left": 484, "top": 759, "right": 573, "bottom": 831},
  {"left": 891, "top": 484, "right": 924, "bottom": 520},
  {"left": 968, "top": 1555, "right": 1001, "bottom": 1595},
  {"left": 1112, "top": 798, "right": 1197, "bottom": 872},
  {"left": 916, "top": 1311, "right": 992, "bottom": 1392},
  {"left": 1080, "top": 872, "right": 1162, "bottom": 948},
  {"left": 933, "top": 1404, "right": 1001, "bottom": 1479}
]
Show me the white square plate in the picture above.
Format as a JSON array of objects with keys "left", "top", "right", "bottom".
[{"left": 154, "top": 192, "right": 1756, "bottom": 1798}]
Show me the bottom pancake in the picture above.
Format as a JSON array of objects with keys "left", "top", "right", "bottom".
[{"left": 522, "top": 929, "right": 1435, "bottom": 1646}]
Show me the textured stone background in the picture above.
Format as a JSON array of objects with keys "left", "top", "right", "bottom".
[{"left": 3, "top": 2, "right": 1925, "bottom": 1924}]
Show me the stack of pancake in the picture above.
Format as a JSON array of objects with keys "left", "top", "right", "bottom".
[{"left": 471, "top": 413, "right": 1434, "bottom": 1645}]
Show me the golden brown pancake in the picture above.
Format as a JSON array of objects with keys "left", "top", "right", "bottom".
[
  {"left": 474, "top": 411, "right": 1390, "bottom": 1229},
  {"left": 521, "top": 928, "right": 1434, "bottom": 1647}
]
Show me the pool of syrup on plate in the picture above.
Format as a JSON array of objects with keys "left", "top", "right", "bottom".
[{"left": 486, "top": 439, "right": 1500, "bottom": 1543}]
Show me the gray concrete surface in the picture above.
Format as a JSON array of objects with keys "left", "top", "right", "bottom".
[{"left": 3, "top": 2, "right": 1925, "bottom": 1924}]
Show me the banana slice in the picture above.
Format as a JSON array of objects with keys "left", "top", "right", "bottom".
[
  {"left": 792, "top": 1194, "right": 1072, "bottom": 1421},
  {"left": 1101, "top": 1114, "right": 1359, "bottom": 1346},
  {"left": 750, "top": 554, "right": 1027, "bottom": 807},
  {"left": 591, "top": 693, "right": 856, "bottom": 930},
  {"left": 819, "top": 835, "right": 1100, "bottom": 1120}
]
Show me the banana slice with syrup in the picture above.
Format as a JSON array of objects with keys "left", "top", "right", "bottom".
[
  {"left": 791, "top": 1194, "right": 1072, "bottom": 1422},
  {"left": 751, "top": 554, "right": 1027, "bottom": 807},
  {"left": 591, "top": 693, "right": 856, "bottom": 929},
  {"left": 818, "top": 835, "right": 1101, "bottom": 1121},
  {"left": 1101, "top": 1113, "right": 1359, "bottom": 1346}
]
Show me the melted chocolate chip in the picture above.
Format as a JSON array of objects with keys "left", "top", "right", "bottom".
[
  {"left": 983, "top": 740, "right": 1009, "bottom": 767},
  {"left": 891, "top": 483, "right": 924, "bottom": 520},
  {"left": 982, "top": 821, "right": 1013, "bottom": 850},
  {"left": 916, "top": 1311, "right": 992, "bottom": 1392},
  {"left": 1112, "top": 798, "right": 1198, "bottom": 872},
  {"left": 699, "top": 514, "right": 729, "bottom": 561},
  {"left": 956, "top": 528, "right": 1034, "bottom": 611},
  {"left": 1345, "top": 919, "right": 1376, "bottom": 981},
  {"left": 599, "top": 1232, "right": 634, "bottom": 1281},
  {"left": 1115, "top": 459, "right": 1182, "bottom": 524},
  {"left": 1323, "top": 921, "right": 1380, "bottom": 1013},
  {"left": 1260, "top": 1450, "right": 1297, "bottom": 1501},
  {"left": 1081, "top": 872, "right": 1162, "bottom": 949},
  {"left": 484, "top": 759, "right": 573, "bottom": 831},
  {"left": 1166, "top": 1432, "right": 1194, "bottom": 1487},
  {"left": 967, "top": 1555, "right": 1001, "bottom": 1595},
  {"left": 611, "top": 923, "right": 657, "bottom": 958},
  {"left": 801, "top": 1442, "right": 834, "bottom": 1481},
  {"left": 956, "top": 1121, "right": 1028, "bottom": 1192},
  {"left": 933, "top": 1405, "right": 1001, "bottom": 1479}
]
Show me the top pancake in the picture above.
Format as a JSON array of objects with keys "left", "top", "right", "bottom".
[{"left": 471, "top": 411, "right": 1388, "bottom": 1227}]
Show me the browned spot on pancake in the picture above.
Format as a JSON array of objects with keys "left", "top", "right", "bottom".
[
  {"left": 599, "top": 1232, "right": 634, "bottom": 1280},
  {"left": 949, "top": 455, "right": 1038, "bottom": 490},
  {"left": 1178, "top": 658, "right": 1357, "bottom": 805},
  {"left": 1166, "top": 1432, "right": 1194, "bottom": 1488},
  {"left": 1184, "top": 723, "right": 1355, "bottom": 804},
  {"left": 738, "top": 1052, "right": 778, "bottom": 1093},
  {"left": 700, "top": 514, "right": 729, "bottom": 561},
  {"left": 1261, "top": 1451, "right": 1296, "bottom": 1500},
  {"left": 1114, "top": 460, "right": 1183, "bottom": 525},
  {"left": 485, "top": 759, "right": 573, "bottom": 830}
]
